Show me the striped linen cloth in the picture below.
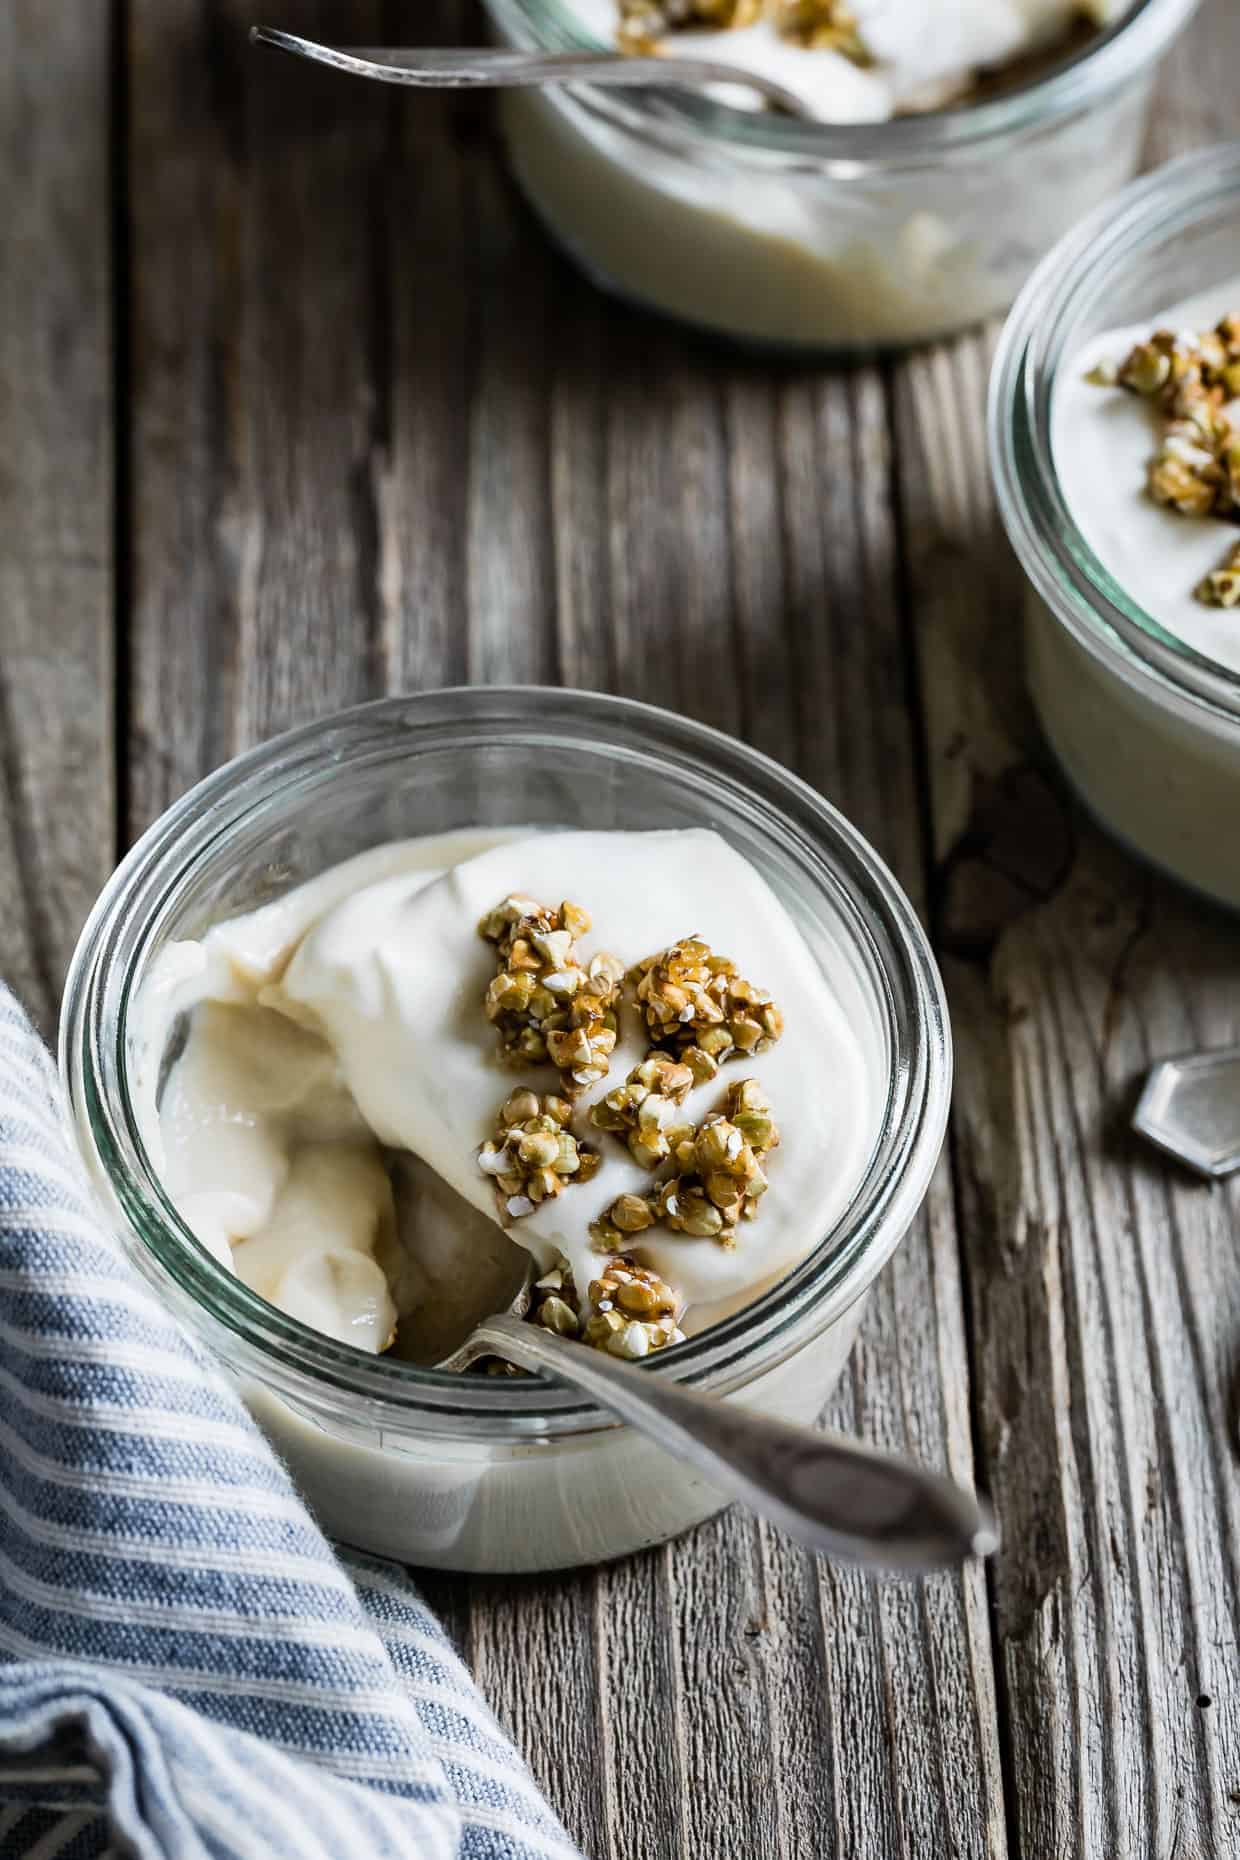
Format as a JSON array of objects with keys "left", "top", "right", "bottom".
[{"left": 0, "top": 987, "right": 581, "bottom": 1860}]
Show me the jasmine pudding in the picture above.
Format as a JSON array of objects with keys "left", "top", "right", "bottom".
[
  {"left": 991, "top": 152, "right": 1240, "bottom": 911},
  {"left": 65, "top": 687, "right": 952, "bottom": 1568},
  {"left": 137, "top": 829, "right": 877, "bottom": 1371},
  {"left": 483, "top": 0, "right": 1195, "bottom": 349},
  {"left": 601, "top": 0, "right": 1127, "bottom": 122},
  {"left": 1054, "top": 290, "right": 1240, "bottom": 656},
  {"left": 1027, "top": 289, "right": 1240, "bottom": 900}
]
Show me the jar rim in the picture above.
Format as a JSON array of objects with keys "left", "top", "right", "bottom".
[
  {"left": 61, "top": 687, "right": 951, "bottom": 1443},
  {"left": 989, "top": 142, "right": 1240, "bottom": 729},
  {"left": 485, "top": 0, "right": 1197, "bottom": 170}
]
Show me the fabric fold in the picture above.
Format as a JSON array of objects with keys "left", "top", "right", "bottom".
[{"left": 0, "top": 988, "right": 579, "bottom": 1860}]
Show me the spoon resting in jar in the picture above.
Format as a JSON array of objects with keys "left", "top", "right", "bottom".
[
  {"left": 437, "top": 1269, "right": 998, "bottom": 1575},
  {"left": 249, "top": 27, "right": 814, "bottom": 119}
]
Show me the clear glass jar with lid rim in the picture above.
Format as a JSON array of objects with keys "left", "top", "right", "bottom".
[
  {"left": 62, "top": 686, "right": 952, "bottom": 1571},
  {"left": 990, "top": 144, "right": 1240, "bottom": 912},
  {"left": 483, "top": 0, "right": 1199, "bottom": 352}
]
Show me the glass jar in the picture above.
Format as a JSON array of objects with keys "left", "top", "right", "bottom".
[
  {"left": 482, "top": 0, "right": 1198, "bottom": 352},
  {"left": 62, "top": 688, "right": 950, "bottom": 1572},
  {"left": 990, "top": 147, "right": 1240, "bottom": 912}
]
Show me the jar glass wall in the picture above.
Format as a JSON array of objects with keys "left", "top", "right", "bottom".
[
  {"left": 990, "top": 147, "right": 1240, "bottom": 911},
  {"left": 62, "top": 689, "right": 950, "bottom": 1571},
  {"left": 484, "top": 0, "right": 1198, "bottom": 351}
]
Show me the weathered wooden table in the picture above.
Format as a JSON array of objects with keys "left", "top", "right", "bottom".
[{"left": 5, "top": 4, "right": 1239, "bottom": 1854}]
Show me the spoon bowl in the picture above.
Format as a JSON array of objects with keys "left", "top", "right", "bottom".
[{"left": 438, "top": 1268, "right": 997, "bottom": 1574}]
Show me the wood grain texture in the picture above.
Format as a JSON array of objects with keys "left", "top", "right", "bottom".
[
  {"left": 127, "top": 0, "right": 400, "bottom": 841},
  {"left": 114, "top": 1, "right": 1239, "bottom": 1856},
  {"left": 0, "top": 3, "right": 113, "bottom": 1032},
  {"left": 126, "top": 8, "right": 1002, "bottom": 1856},
  {"left": 431, "top": 336, "right": 1006, "bottom": 1854},
  {"left": 406, "top": 204, "right": 1005, "bottom": 1860},
  {"left": 891, "top": 4, "right": 1240, "bottom": 1855}
]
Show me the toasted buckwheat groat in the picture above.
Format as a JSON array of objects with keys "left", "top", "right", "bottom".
[
  {"left": 1092, "top": 315, "right": 1240, "bottom": 605},
  {"left": 589, "top": 1077, "right": 781, "bottom": 1253},
  {"left": 630, "top": 938, "right": 783, "bottom": 1074},
  {"left": 615, "top": 0, "right": 869, "bottom": 62},
  {"left": 477, "top": 1088, "right": 602, "bottom": 1223},
  {"left": 479, "top": 895, "right": 623, "bottom": 1088},
  {"left": 527, "top": 1256, "right": 686, "bottom": 1361},
  {"left": 588, "top": 1052, "right": 697, "bottom": 1167}
]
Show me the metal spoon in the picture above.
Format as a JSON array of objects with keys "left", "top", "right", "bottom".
[
  {"left": 438, "top": 1271, "right": 997, "bottom": 1574},
  {"left": 249, "top": 27, "right": 813, "bottom": 119},
  {"left": 1133, "top": 1047, "right": 1240, "bottom": 1178}
]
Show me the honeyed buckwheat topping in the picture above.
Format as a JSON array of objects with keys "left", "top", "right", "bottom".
[
  {"left": 1090, "top": 315, "right": 1240, "bottom": 607},
  {"left": 630, "top": 937, "right": 784, "bottom": 1070},
  {"left": 479, "top": 895, "right": 624, "bottom": 1087},
  {"left": 477, "top": 1088, "right": 602, "bottom": 1223},
  {"left": 774, "top": 0, "right": 869, "bottom": 57},
  {"left": 616, "top": 0, "right": 756, "bottom": 53},
  {"left": 1201, "top": 540, "right": 1240, "bottom": 610},
  {"left": 529, "top": 1258, "right": 686, "bottom": 1360},
  {"left": 616, "top": 0, "right": 870, "bottom": 59},
  {"left": 477, "top": 892, "right": 788, "bottom": 1356},
  {"left": 147, "top": 826, "right": 874, "bottom": 1383},
  {"left": 590, "top": 1077, "right": 781, "bottom": 1252},
  {"left": 588, "top": 1052, "right": 697, "bottom": 1167}
]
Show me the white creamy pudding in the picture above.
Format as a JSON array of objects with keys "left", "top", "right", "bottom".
[
  {"left": 482, "top": 0, "right": 1185, "bottom": 349},
  {"left": 991, "top": 151, "right": 1240, "bottom": 913},
  {"left": 1053, "top": 281, "right": 1240, "bottom": 667},
  {"left": 1029, "top": 287, "right": 1240, "bottom": 902},
  {"left": 137, "top": 828, "right": 877, "bottom": 1368},
  {"left": 591, "top": 0, "right": 1126, "bottom": 123}
]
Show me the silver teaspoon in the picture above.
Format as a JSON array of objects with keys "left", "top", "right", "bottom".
[
  {"left": 439, "top": 1285, "right": 997, "bottom": 1574},
  {"left": 249, "top": 27, "right": 814, "bottom": 119},
  {"left": 1133, "top": 1047, "right": 1240, "bottom": 1178}
]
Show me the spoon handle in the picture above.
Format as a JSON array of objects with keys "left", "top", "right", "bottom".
[
  {"left": 249, "top": 29, "right": 810, "bottom": 118},
  {"left": 1133, "top": 1046, "right": 1240, "bottom": 1177},
  {"left": 478, "top": 1313, "right": 996, "bottom": 1573}
]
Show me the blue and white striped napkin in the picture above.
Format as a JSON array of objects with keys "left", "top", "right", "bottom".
[{"left": 0, "top": 987, "right": 581, "bottom": 1860}]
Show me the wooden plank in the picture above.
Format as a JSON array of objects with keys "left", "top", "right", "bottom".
[
  {"left": 126, "top": 5, "right": 611, "bottom": 1853},
  {"left": 127, "top": 0, "right": 396, "bottom": 842},
  {"left": 127, "top": 9, "right": 1005, "bottom": 1858},
  {"left": 0, "top": 3, "right": 113, "bottom": 1033},
  {"left": 496, "top": 317, "right": 1004, "bottom": 1855},
  {"left": 889, "top": 3, "right": 1240, "bottom": 1853}
]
